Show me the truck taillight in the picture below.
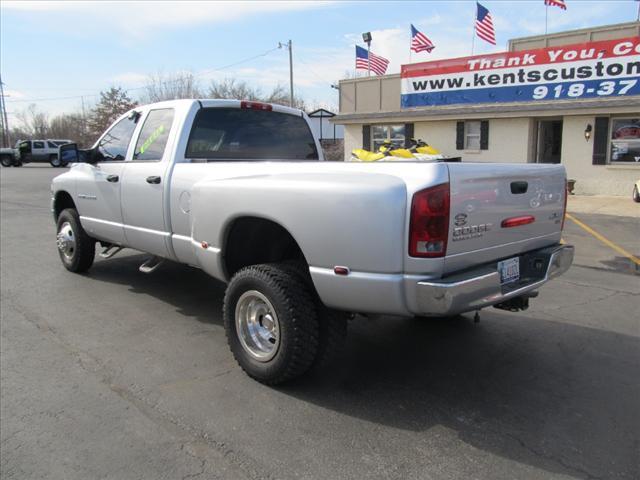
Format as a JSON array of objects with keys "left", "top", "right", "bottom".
[
  {"left": 561, "top": 180, "right": 568, "bottom": 231},
  {"left": 240, "top": 100, "right": 272, "bottom": 111},
  {"left": 409, "top": 183, "right": 450, "bottom": 258}
]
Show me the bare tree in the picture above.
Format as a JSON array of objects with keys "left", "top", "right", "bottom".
[
  {"left": 142, "top": 72, "right": 201, "bottom": 103},
  {"left": 15, "top": 104, "right": 49, "bottom": 138},
  {"left": 49, "top": 113, "right": 91, "bottom": 146},
  {"left": 8, "top": 125, "right": 31, "bottom": 145},
  {"left": 205, "top": 79, "right": 306, "bottom": 109},
  {"left": 87, "top": 87, "right": 137, "bottom": 141},
  {"left": 206, "top": 78, "right": 260, "bottom": 101}
]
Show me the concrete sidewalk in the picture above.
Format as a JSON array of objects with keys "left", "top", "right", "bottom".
[{"left": 567, "top": 195, "right": 639, "bottom": 217}]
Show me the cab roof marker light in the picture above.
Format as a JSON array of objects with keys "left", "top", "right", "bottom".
[{"left": 240, "top": 101, "right": 272, "bottom": 111}]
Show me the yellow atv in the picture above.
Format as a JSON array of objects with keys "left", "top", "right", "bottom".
[
  {"left": 378, "top": 141, "right": 416, "bottom": 158},
  {"left": 350, "top": 141, "right": 416, "bottom": 162},
  {"left": 350, "top": 148, "right": 386, "bottom": 162},
  {"left": 409, "top": 138, "right": 441, "bottom": 155}
]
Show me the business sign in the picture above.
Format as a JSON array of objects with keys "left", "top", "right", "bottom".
[{"left": 401, "top": 37, "right": 640, "bottom": 108}]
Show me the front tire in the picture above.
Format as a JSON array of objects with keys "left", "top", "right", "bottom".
[
  {"left": 224, "top": 264, "right": 319, "bottom": 385},
  {"left": 0, "top": 155, "right": 13, "bottom": 167},
  {"left": 633, "top": 185, "right": 640, "bottom": 203},
  {"left": 56, "top": 208, "right": 95, "bottom": 272},
  {"left": 49, "top": 154, "right": 62, "bottom": 167}
]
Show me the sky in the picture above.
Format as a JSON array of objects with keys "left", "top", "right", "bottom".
[{"left": 1, "top": 0, "right": 639, "bottom": 126}]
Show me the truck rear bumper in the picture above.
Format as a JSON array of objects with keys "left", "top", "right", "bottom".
[{"left": 415, "top": 244, "right": 574, "bottom": 316}]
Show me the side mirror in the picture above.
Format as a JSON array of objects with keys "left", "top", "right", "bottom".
[
  {"left": 58, "top": 143, "right": 98, "bottom": 165},
  {"left": 59, "top": 143, "right": 96, "bottom": 164},
  {"left": 59, "top": 143, "right": 80, "bottom": 163}
]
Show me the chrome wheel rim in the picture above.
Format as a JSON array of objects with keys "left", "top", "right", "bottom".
[
  {"left": 56, "top": 221, "right": 76, "bottom": 260},
  {"left": 235, "top": 290, "right": 280, "bottom": 362},
  {"left": 51, "top": 157, "right": 61, "bottom": 167}
]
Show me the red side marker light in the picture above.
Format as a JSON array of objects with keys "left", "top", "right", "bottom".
[
  {"left": 334, "top": 266, "right": 350, "bottom": 276},
  {"left": 201, "top": 241, "right": 209, "bottom": 249},
  {"left": 501, "top": 215, "right": 535, "bottom": 228}
]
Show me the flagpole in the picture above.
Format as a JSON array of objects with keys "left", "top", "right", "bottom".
[
  {"left": 409, "top": 34, "right": 412, "bottom": 64},
  {"left": 471, "top": 6, "right": 476, "bottom": 55},
  {"left": 367, "top": 42, "right": 371, "bottom": 77},
  {"left": 545, "top": 4, "right": 548, "bottom": 35}
]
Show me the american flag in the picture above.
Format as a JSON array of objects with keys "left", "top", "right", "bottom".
[
  {"left": 355, "top": 45, "right": 390, "bottom": 76},
  {"left": 544, "top": 0, "right": 567, "bottom": 9},
  {"left": 475, "top": 2, "right": 496, "bottom": 45},
  {"left": 411, "top": 24, "right": 435, "bottom": 53}
]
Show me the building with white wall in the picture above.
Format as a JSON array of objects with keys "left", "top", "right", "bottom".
[{"left": 333, "top": 22, "right": 640, "bottom": 196}]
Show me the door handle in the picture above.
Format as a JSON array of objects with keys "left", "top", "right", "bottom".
[
  {"left": 146, "top": 176, "right": 161, "bottom": 184},
  {"left": 106, "top": 174, "right": 119, "bottom": 183}
]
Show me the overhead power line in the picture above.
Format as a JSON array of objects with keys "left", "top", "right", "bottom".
[{"left": 3, "top": 46, "right": 283, "bottom": 104}]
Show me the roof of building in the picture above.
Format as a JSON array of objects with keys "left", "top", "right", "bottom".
[{"left": 308, "top": 108, "right": 336, "bottom": 117}]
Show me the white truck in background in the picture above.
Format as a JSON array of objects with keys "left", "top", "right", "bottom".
[{"left": 51, "top": 99, "right": 573, "bottom": 385}]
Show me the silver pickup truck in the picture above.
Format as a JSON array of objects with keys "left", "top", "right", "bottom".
[{"left": 51, "top": 99, "right": 573, "bottom": 384}]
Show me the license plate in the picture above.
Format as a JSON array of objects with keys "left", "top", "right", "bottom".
[{"left": 498, "top": 257, "right": 520, "bottom": 284}]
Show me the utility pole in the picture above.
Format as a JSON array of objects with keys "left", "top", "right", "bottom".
[
  {"left": 279, "top": 40, "right": 294, "bottom": 107},
  {"left": 288, "top": 40, "right": 294, "bottom": 108},
  {"left": 0, "top": 75, "right": 10, "bottom": 148}
]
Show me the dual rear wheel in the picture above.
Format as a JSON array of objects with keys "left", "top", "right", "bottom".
[{"left": 223, "top": 264, "right": 347, "bottom": 385}]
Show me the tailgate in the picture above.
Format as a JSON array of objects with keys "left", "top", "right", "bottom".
[{"left": 444, "top": 162, "right": 566, "bottom": 274}]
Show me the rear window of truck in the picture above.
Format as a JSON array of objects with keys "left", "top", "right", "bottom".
[{"left": 185, "top": 108, "right": 319, "bottom": 161}]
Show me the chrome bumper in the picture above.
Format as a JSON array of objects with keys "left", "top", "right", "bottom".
[{"left": 415, "top": 244, "right": 574, "bottom": 316}]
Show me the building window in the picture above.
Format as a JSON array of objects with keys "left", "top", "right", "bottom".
[
  {"left": 610, "top": 118, "right": 640, "bottom": 163},
  {"left": 456, "top": 120, "right": 489, "bottom": 151},
  {"left": 464, "top": 121, "right": 482, "bottom": 150},
  {"left": 372, "top": 125, "right": 405, "bottom": 150}
]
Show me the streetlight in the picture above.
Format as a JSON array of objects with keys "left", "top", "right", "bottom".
[{"left": 362, "top": 32, "right": 372, "bottom": 77}]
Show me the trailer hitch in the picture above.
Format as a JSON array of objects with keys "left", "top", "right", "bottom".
[{"left": 493, "top": 291, "right": 539, "bottom": 312}]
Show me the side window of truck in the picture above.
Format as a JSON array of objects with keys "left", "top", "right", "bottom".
[
  {"left": 33, "top": 141, "right": 44, "bottom": 149},
  {"left": 185, "top": 108, "right": 319, "bottom": 161},
  {"left": 98, "top": 116, "right": 138, "bottom": 161},
  {"left": 133, "top": 109, "right": 175, "bottom": 161}
]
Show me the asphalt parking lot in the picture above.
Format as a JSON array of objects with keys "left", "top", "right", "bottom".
[{"left": 1, "top": 166, "right": 639, "bottom": 480}]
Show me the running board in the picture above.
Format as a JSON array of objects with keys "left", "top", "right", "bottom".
[
  {"left": 99, "top": 245, "right": 123, "bottom": 259},
  {"left": 139, "top": 256, "right": 164, "bottom": 274}
]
